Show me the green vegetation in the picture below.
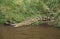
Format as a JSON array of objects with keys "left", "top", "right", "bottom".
[{"left": 0, "top": 0, "right": 60, "bottom": 27}]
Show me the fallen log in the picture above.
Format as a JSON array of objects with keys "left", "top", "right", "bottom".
[
  {"left": 14, "top": 16, "right": 42, "bottom": 27},
  {"left": 13, "top": 16, "right": 55, "bottom": 27}
]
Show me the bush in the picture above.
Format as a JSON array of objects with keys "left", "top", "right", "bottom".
[{"left": 0, "top": 0, "right": 60, "bottom": 27}]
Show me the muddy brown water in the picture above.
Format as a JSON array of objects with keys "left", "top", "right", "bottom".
[{"left": 0, "top": 25, "right": 60, "bottom": 39}]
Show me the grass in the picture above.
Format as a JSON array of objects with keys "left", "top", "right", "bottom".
[{"left": 0, "top": 0, "right": 60, "bottom": 27}]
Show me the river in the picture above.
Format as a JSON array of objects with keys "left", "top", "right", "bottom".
[{"left": 0, "top": 25, "right": 60, "bottom": 39}]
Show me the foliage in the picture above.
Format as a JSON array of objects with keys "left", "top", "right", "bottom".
[{"left": 0, "top": 0, "right": 60, "bottom": 27}]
